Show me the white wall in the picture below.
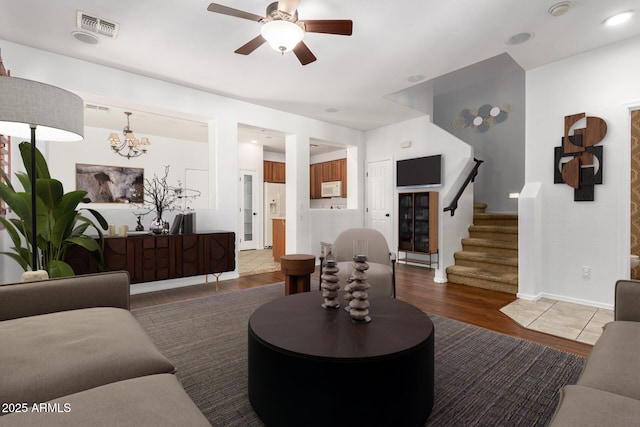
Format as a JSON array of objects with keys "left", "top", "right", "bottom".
[
  {"left": 365, "top": 116, "right": 474, "bottom": 282},
  {"left": 523, "top": 35, "right": 640, "bottom": 308},
  {"left": 263, "top": 151, "right": 285, "bottom": 162},
  {"left": 0, "top": 39, "right": 364, "bottom": 286},
  {"left": 310, "top": 149, "right": 347, "bottom": 164}
]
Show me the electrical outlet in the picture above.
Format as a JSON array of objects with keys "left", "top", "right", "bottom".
[{"left": 582, "top": 266, "right": 591, "bottom": 279}]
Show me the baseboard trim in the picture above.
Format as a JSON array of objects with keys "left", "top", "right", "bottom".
[{"left": 130, "top": 271, "right": 239, "bottom": 295}]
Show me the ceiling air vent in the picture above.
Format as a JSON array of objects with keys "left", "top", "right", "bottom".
[
  {"left": 76, "top": 11, "right": 119, "bottom": 38},
  {"left": 85, "top": 103, "right": 111, "bottom": 113}
]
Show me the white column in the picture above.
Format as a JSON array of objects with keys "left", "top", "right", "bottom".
[{"left": 285, "top": 134, "right": 311, "bottom": 254}]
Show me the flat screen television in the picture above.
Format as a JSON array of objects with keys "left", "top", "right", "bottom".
[{"left": 396, "top": 154, "right": 442, "bottom": 188}]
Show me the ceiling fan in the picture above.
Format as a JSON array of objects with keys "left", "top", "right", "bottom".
[{"left": 207, "top": 0, "right": 353, "bottom": 65}]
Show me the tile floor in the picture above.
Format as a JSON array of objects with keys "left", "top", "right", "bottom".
[
  {"left": 238, "top": 249, "right": 281, "bottom": 276},
  {"left": 500, "top": 298, "right": 614, "bottom": 345}
]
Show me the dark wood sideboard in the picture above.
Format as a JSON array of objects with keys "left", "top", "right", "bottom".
[{"left": 66, "top": 232, "right": 235, "bottom": 284}]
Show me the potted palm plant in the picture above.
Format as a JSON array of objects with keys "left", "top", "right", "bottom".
[{"left": 0, "top": 142, "right": 107, "bottom": 277}]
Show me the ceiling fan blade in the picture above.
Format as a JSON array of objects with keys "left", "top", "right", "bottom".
[
  {"left": 302, "top": 20, "right": 353, "bottom": 36},
  {"left": 235, "top": 35, "right": 267, "bottom": 55},
  {"left": 293, "top": 41, "right": 317, "bottom": 66},
  {"left": 207, "top": 3, "right": 264, "bottom": 22},
  {"left": 278, "top": 0, "right": 300, "bottom": 16}
]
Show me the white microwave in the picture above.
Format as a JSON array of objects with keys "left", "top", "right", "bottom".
[{"left": 321, "top": 181, "right": 342, "bottom": 198}]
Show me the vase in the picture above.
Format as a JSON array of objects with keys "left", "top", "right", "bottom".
[{"left": 150, "top": 217, "right": 164, "bottom": 234}]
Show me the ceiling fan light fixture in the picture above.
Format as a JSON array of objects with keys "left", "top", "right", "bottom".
[{"left": 261, "top": 20, "right": 304, "bottom": 53}]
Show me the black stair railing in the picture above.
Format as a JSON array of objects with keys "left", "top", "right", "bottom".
[{"left": 443, "top": 158, "right": 483, "bottom": 217}]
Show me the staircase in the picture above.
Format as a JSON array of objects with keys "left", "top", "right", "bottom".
[{"left": 445, "top": 203, "right": 518, "bottom": 294}]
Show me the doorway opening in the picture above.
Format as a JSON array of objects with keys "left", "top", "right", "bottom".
[{"left": 237, "top": 124, "right": 286, "bottom": 276}]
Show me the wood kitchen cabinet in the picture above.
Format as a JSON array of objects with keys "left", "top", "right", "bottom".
[
  {"left": 264, "top": 160, "right": 285, "bottom": 183},
  {"left": 310, "top": 163, "right": 321, "bottom": 199},
  {"left": 65, "top": 232, "right": 236, "bottom": 284},
  {"left": 272, "top": 218, "right": 286, "bottom": 262},
  {"left": 321, "top": 162, "right": 331, "bottom": 181},
  {"left": 309, "top": 158, "right": 347, "bottom": 199}
]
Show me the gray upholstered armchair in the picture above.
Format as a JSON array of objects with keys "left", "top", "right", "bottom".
[{"left": 321, "top": 228, "right": 396, "bottom": 297}]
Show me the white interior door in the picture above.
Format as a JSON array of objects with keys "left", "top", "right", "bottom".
[
  {"left": 366, "top": 159, "right": 393, "bottom": 247},
  {"left": 239, "top": 170, "right": 258, "bottom": 250}
]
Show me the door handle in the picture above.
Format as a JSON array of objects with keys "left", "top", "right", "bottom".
[
  {"left": 253, "top": 212, "right": 257, "bottom": 216},
  {"left": 385, "top": 213, "right": 390, "bottom": 217}
]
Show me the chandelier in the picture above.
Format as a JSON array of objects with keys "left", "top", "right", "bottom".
[{"left": 108, "top": 112, "right": 150, "bottom": 159}]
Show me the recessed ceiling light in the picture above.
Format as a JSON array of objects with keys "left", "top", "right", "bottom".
[
  {"left": 548, "top": 2, "right": 571, "bottom": 17},
  {"left": 505, "top": 32, "right": 533, "bottom": 46},
  {"left": 71, "top": 31, "right": 100, "bottom": 45},
  {"left": 326, "top": 108, "right": 339, "bottom": 113},
  {"left": 407, "top": 74, "right": 425, "bottom": 83},
  {"left": 604, "top": 10, "right": 633, "bottom": 26}
]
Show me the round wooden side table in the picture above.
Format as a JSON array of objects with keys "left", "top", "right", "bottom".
[{"left": 280, "top": 254, "right": 316, "bottom": 295}]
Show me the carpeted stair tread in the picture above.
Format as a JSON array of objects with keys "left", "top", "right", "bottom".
[
  {"left": 446, "top": 265, "right": 518, "bottom": 284},
  {"left": 461, "top": 238, "right": 518, "bottom": 251},
  {"left": 454, "top": 251, "right": 518, "bottom": 267},
  {"left": 453, "top": 251, "right": 518, "bottom": 274},
  {"left": 446, "top": 265, "right": 518, "bottom": 294},
  {"left": 473, "top": 213, "right": 519, "bottom": 227},
  {"left": 474, "top": 213, "right": 518, "bottom": 221},
  {"left": 450, "top": 203, "right": 519, "bottom": 294},
  {"left": 474, "top": 202, "right": 488, "bottom": 212},
  {"left": 469, "top": 225, "right": 518, "bottom": 234}
]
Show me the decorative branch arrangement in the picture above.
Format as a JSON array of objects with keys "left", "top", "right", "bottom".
[
  {"left": 144, "top": 165, "right": 178, "bottom": 220},
  {"left": 132, "top": 165, "right": 201, "bottom": 230}
]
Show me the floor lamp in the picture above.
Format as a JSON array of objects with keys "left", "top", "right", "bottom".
[{"left": 0, "top": 76, "right": 84, "bottom": 273}]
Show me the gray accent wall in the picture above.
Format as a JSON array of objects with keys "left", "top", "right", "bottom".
[{"left": 432, "top": 54, "right": 525, "bottom": 213}]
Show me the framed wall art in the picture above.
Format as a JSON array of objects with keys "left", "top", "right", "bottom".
[{"left": 76, "top": 163, "right": 144, "bottom": 204}]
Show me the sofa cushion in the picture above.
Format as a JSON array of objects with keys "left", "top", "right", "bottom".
[
  {"left": 0, "top": 374, "right": 211, "bottom": 426},
  {"left": 0, "top": 307, "right": 175, "bottom": 405},
  {"left": 549, "top": 385, "right": 640, "bottom": 426},
  {"left": 0, "top": 271, "right": 130, "bottom": 321},
  {"left": 576, "top": 321, "right": 640, "bottom": 400}
]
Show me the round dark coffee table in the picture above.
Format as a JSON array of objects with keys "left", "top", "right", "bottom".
[{"left": 248, "top": 291, "right": 434, "bottom": 427}]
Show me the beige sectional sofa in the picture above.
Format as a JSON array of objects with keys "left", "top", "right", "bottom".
[
  {"left": 0, "top": 271, "right": 210, "bottom": 426},
  {"left": 550, "top": 279, "right": 640, "bottom": 426}
]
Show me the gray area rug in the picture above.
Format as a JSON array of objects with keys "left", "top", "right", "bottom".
[{"left": 133, "top": 283, "right": 585, "bottom": 426}]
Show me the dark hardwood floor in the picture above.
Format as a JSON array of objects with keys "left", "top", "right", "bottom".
[{"left": 130, "top": 263, "right": 592, "bottom": 357}]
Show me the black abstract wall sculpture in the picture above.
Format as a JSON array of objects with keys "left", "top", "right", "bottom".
[{"left": 554, "top": 112, "right": 607, "bottom": 201}]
